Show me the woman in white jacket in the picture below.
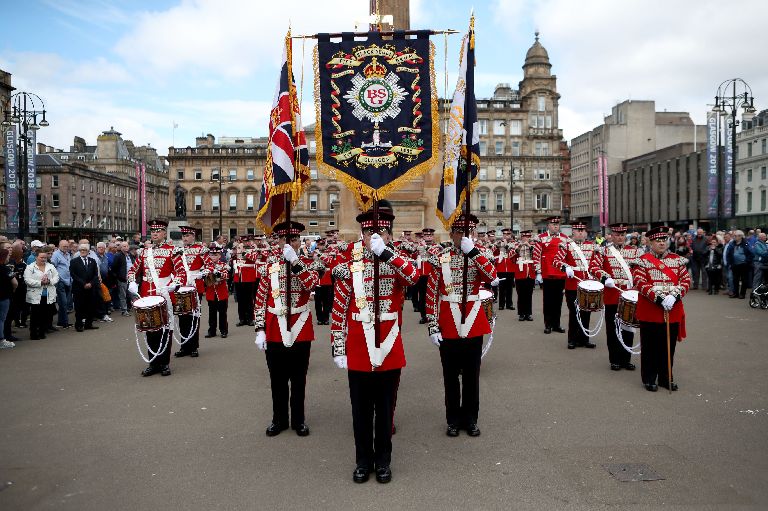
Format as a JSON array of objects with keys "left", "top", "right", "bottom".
[{"left": 24, "top": 249, "right": 60, "bottom": 340}]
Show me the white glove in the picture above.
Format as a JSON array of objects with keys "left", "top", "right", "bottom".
[
  {"left": 429, "top": 332, "right": 443, "bottom": 347},
  {"left": 604, "top": 277, "right": 616, "bottom": 288},
  {"left": 333, "top": 355, "right": 348, "bottom": 369},
  {"left": 460, "top": 236, "right": 475, "bottom": 254},
  {"left": 661, "top": 295, "right": 676, "bottom": 311},
  {"left": 535, "top": 273, "right": 543, "bottom": 285},
  {"left": 565, "top": 266, "right": 575, "bottom": 279},
  {"left": 254, "top": 331, "right": 267, "bottom": 350},
  {"left": 128, "top": 282, "right": 139, "bottom": 295},
  {"left": 369, "top": 233, "right": 386, "bottom": 256},
  {"left": 490, "top": 277, "right": 501, "bottom": 287},
  {"left": 200, "top": 269, "right": 210, "bottom": 277},
  {"left": 283, "top": 244, "right": 298, "bottom": 264}
]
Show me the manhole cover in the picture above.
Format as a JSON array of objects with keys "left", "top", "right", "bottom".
[{"left": 603, "top": 463, "right": 664, "bottom": 482}]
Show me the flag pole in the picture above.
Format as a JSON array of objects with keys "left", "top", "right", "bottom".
[
  {"left": 371, "top": 0, "right": 382, "bottom": 349},
  {"left": 285, "top": 29, "right": 295, "bottom": 319},
  {"left": 460, "top": 15, "right": 475, "bottom": 324}
]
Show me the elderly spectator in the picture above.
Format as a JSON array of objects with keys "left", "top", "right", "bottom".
[
  {"left": 92, "top": 242, "right": 113, "bottom": 322},
  {"left": 70, "top": 243, "right": 100, "bottom": 332},
  {"left": 704, "top": 236, "right": 724, "bottom": 295},
  {"left": 674, "top": 236, "right": 691, "bottom": 260},
  {"left": 50, "top": 240, "right": 73, "bottom": 329},
  {"left": 691, "top": 228, "right": 709, "bottom": 290},
  {"left": 725, "top": 230, "right": 753, "bottom": 299},
  {"left": 24, "top": 248, "right": 60, "bottom": 340},
  {"left": 0, "top": 249, "right": 18, "bottom": 348},
  {"left": 110, "top": 241, "right": 133, "bottom": 316},
  {"left": 752, "top": 232, "right": 768, "bottom": 291}
]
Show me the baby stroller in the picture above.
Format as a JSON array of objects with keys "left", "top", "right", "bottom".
[{"left": 749, "top": 281, "right": 768, "bottom": 309}]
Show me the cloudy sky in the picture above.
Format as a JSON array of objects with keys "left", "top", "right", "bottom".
[{"left": 1, "top": 0, "right": 765, "bottom": 155}]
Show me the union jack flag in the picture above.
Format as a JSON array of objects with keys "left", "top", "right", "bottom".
[{"left": 256, "top": 31, "right": 310, "bottom": 233}]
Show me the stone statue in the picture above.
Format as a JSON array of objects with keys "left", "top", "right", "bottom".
[{"left": 174, "top": 182, "right": 186, "bottom": 218}]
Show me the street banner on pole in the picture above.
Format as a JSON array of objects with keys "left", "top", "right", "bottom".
[
  {"left": 724, "top": 120, "right": 733, "bottom": 217},
  {"left": 4, "top": 125, "right": 19, "bottom": 233},
  {"left": 28, "top": 130, "right": 38, "bottom": 234},
  {"left": 706, "top": 111, "right": 718, "bottom": 217}
]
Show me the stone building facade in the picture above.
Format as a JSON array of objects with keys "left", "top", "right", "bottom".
[{"left": 735, "top": 109, "right": 768, "bottom": 227}]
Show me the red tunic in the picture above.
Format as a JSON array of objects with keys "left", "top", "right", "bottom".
[
  {"left": 552, "top": 239, "right": 598, "bottom": 291},
  {"left": 425, "top": 244, "right": 497, "bottom": 339},
  {"left": 203, "top": 261, "right": 229, "bottom": 301},
  {"left": 633, "top": 251, "right": 690, "bottom": 325},
  {"left": 175, "top": 242, "right": 208, "bottom": 294},
  {"left": 330, "top": 243, "right": 418, "bottom": 372},
  {"left": 512, "top": 241, "right": 536, "bottom": 279},
  {"left": 589, "top": 244, "right": 643, "bottom": 305},
  {"left": 127, "top": 243, "right": 185, "bottom": 300},
  {"left": 533, "top": 232, "right": 568, "bottom": 279}
]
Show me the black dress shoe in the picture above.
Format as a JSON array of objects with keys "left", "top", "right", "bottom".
[
  {"left": 174, "top": 350, "right": 189, "bottom": 358},
  {"left": 644, "top": 383, "right": 659, "bottom": 392},
  {"left": 85, "top": 325, "right": 99, "bottom": 330},
  {"left": 294, "top": 424, "right": 310, "bottom": 436},
  {"left": 141, "top": 366, "right": 160, "bottom": 377},
  {"left": 526, "top": 315, "right": 534, "bottom": 321},
  {"left": 584, "top": 342, "right": 596, "bottom": 349},
  {"left": 419, "top": 318, "right": 428, "bottom": 324},
  {"left": 610, "top": 364, "right": 621, "bottom": 371},
  {"left": 518, "top": 316, "right": 525, "bottom": 321},
  {"left": 552, "top": 326, "right": 566, "bottom": 333},
  {"left": 375, "top": 466, "right": 392, "bottom": 483},
  {"left": 220, "top": 333, "right": 228, "bottom": 338},
  {"left": 660, "top": 382, "right": 679, "bottom": 391},
  {"left": 190, "top": 351, "right": 199, "bottom": 358},
  {"left": 161, "top": 365, "right": 171, "bottom": 376},
  {"left": 352, "top": 466, "right": 371, "bottom": 483},
  {"left": 544, "top": 326, "right": 552, "bottom": 334},
  {"left": 236, "top": 321, "right": 246, "bottom": 327},
  {"left": 265, "top": 423, "right": 287, "bottom": 437},
  {"left": 623, "top": 363, "right": 636, "bottom": 371},
  {"left": 47, "top": 327, "right": 59, "bottom": 332},
  {"left": 567, "top": 343, "right": 576, "bottom": 349},
  {"left": 466, "top": 423, "right": 481, "bottom": 437},
  {"left": 446, "top": 424, "right": 459, "bottom": 437},
  {"left": 508, "top": 305, "right": 516, "bottom": 310},
  {"left": 248, "top": 321, "right": 255, "bottom": 326},
  {"left": 75, "top": 326, "right": 84, "bottom": 332},
  {"left": 205, "top": 333, "right": 216, "bottom": 338}
]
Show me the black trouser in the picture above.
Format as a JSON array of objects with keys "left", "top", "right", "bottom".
[
  {"left": 732, "top": 263, "right": 749, "bottom": 297},
  {"left": 147, "top": 328, "right": 172, "bottom": 368},
  {"left": 605, "top": 304, "right": 632, "bottom": 366},
  {"left": 439, "top": 336, "right": 482, "bottom": 427},
  {"left": 29, "top": 296, "right": 49, "bottom": 338},
  {"left": 207, "top": 300, "right": 228, "bottom": 335},
  {"left": 235, "top": 282, "right": 255, "bottom": 323},
  {"left": 498, "top": 272, "right": 515, "bottom": 309},
  {"left": 177, "top": 313, "right": 199, "bottom": 353},
  {"left": 265, "top": 341, "right": 311, "bottom": 428},
  {"left": 639, "top": 321, "right": 679, "bottom": 387},
  {"left": 416, "top": 276, "right": 428, "bottom": 318},
  {"left": 706, "top": 269, "right": 722, "bottom": 292},
  {"left": 542, "top": 278, "right": 565, "bottom": 328},
  {"left": 348, "top": 369, "right": 401, "bottom": 470},
  {"left": 516, "top": 278, "right": 534, "bottom": 316},
  {"left": 565, "top": 289, "right": 591, "bottom": 346},
  {"left": 314, "top": 285, "right": 333, "bottom": 323},
  {"left": 73, "top": 287, "right": 95, "bottom": 328},
  {"left": 691, "top": 256, "right": 708, "bottom": 289}
]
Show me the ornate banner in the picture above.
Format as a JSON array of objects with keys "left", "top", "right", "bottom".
[
  {"left": 28, "top": 129, "right": 38, "bottom": 234},
  {"left": 4, "top": 126, "right": 19, "bottom": 233},
  {"left": 314, "top": 31, "right": 438, "bottom": 210},
  {"left": 706, "top": 111, "right": 718, "bottom": 217}
]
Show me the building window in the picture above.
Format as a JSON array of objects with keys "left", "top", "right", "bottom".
[
  {"left": 479, "top": 141, "right": 487, "bottom": 156},
  {"left": 246, "top": 169, "right": 255, "bottom": 180},
  {"left": 329, "top": 192, "right": 338, "bottom": 210},
  {"left": 735, "top": 171, "right": 739, "bottom": 184},
  {"left": 229, "top": 193, "right": 237, "bottom": 211},
  {"left": 511, "top": 141, "right": 520, "bottom": 156},
  {"left": 495, "top": 192, "right": 504, "bottom": 211},
  {"left": 538, "top": 96, "right": 546, "bottom": 111},
  {"left": 329, "top": 220, "right": 336, "bottom": 227},
  {"left": 212, "top": 228, "right": 220, "bottom": 239},
  {"left": 36, "top": 196, "right": 42, "bottom": 208},
  {"left": 747, "top": 191, "right": 753, "bottom": 212},
  {"left": 309, "top": 220, "right": 319, "bottom": 227},
  {"left": 478, "top": 119, "right": 488, "bottom": 135},
  {"left": 211, "top": 169, "right": 220, "bottom": 181},
  {"left": 246, "top": 227, "right": 255, "bottom": 235},
  {"left": 747, "top": 142, "right": 753, "bottom": 158},
  {"left": 735, "top": 193, "right": 739, "bottom": 213},
  {"left": 212, "top": 195, "right": 220, "bottom": 211},
  {"left": 479, "top": 192, "right": 488, "bottom": 211},
  {"left": 479, "top": 167, "right": 487, "bottom": 180},
  {"left": 513, "top": 193, "right": 521, "bottom": 211},
  {"left": 52, "top": 175, "right": 59, "bottom": 188},
  {"left": 761, "top": 190, "right": 766, "bottom": 211},
  {"left": 72, "top": 194, "right": 76, "bottom": 207},
  {"left": 310, "top": 167, "right": 318, "bottom": 179},
  {"left": 108, "top": 201, "right": 111, "bottom": 213},
  {"left": 81, "top": 198, "right": 85, "bottom": 210},
  {"left": 177, "top": 170, "right": 184, "bottom": 180},
  {"left": 229, "top": 169, "right": 237, "bottom": 181},
  {"left": 535, "top": 193, "right": 550, "bottom": 210},
  {"left": 535, "top": 142, "right": 549, "bottom": 156},
  {"left": 762, "top": 166, "right": 766, "bottom": 180},
  {"left": 495, "top": 168, "right": 504, "bottom": 180},
  {"left": 81, "top": 179, "right": 85, "bottom": 191},
  {"left": 194, "top": 170, "right": 202, "bottom": 180},
  {"left": 34, "top": 176, "right": 41, "bottom": 189},
  {"left": 309, "top": 193, "right": 318, "bottom": 211},
  {"left": 90, "top": 182, "right": 94, "bottom": 193},
  {"left": 509, "top": 120, "right": 522, "bottom": 136},
  {"left": 495, "top": 141, "right": 503, "bottom": 155},
  {"left": 493, "top": 120, "right": 505, "bottom": 135},
  {"left": 52, "top": 215, "right": 60, "bottom": 227},
  {"left": 748, "top": 169, "right": 753, "bottom": 182},
  {"left": 246, "top": 194, "right": 254, "bottom": 211},
  {"left": 534, "top": 168, "right": 550, "bottom": 180}
]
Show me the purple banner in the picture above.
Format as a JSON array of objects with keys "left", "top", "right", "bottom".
[
  {"left": 724, "top": 119, "right": 733, "bottom": 217},
  {"left": 28, "top": 129, "right": 38, "bottom": 234},
  {"left": 706, "top": 112, "right": 718, "bottom": 217},
  {"left": 4, "top": 126, "right": 19, "bottom": 233}
]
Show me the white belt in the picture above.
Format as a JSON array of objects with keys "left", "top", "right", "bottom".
[
  {"left": 150, "top": 275, "right": 172, "bottom": 287},
  {"left": 441, "top": 294, "right": 480, "bottom": 303},
  {"left": 268, "top": 303, "right": 310, "bottom": 316},
  {"left": 352, "top": 311, "right": 398, "bottom": 323},
  {"left": 238, "top": 264, "right": 255, "bottom": 268}
]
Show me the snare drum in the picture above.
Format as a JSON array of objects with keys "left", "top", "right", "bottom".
[
  {"left": 133, "top": 295, "right": 168, "bottom": 332},
  {"left": 617, "top": 290, "right": 639, "bottom": 328},
  {"left": 576, "top": 280, "right": 605, "bottom": 312},
  {"left": 479, "top": 289, "right": 494, "bottom": 323},
  {"left": 173, "top": 286, "right": 198, "bottom": 315}
]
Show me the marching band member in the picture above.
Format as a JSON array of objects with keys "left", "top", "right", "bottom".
[
  {"left": 632, "top": 226, "right": 690, "bottom": 392},
  {"left": 232, "top": 238, "right": 258, "bottom": 327},
  {"left": 553, "top": 222, "right": 598, "bottom": 349},
  {"left": 496, "top": 228, "right": 516, "bottom": 311},
  {"left": 313, "top": 232, "right": 336, "bottom": 325},
  {"left": 415, "top": 228, "right": 436, "bottom": 324},
  {"left": 589, "top": 223, "right": 643, "bottom": 371},
  {"left": 410, "top": 231, "right": 424, "bottom": 312},
  {"left": 172, "top": 225, "right": 208, "bottom": 358},
  {"left": 330, "top": 208, "right": 418, "bottom": 484},
  {"left": 203, "top": 245, "right": 229, "bottom": 339},
  {"left": 425, "top": 213, "right": 497, "bottom": 438},
  {"left": 513, "top": 230, "right": 536, "bottom": 321},
  {"left": 128, "top": 219, "right": 185, "bottom": 377},
  {"left": 253, "top": 221, "right": 319, "bottom": 437},
  {"left": 533, "top": 216, "right": 568, "bottom": 334}
]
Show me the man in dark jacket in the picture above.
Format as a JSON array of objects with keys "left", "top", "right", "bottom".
[
  {"left": 110, "top": 241, "right": 133, "bottom": 316},
  {"left": 690, "top": 228, "right": 709, "bottom": 290},
  {"left": 724, "top": 230, "right": 753, "bottom": 299},
  {"left": 70, "top": 243, "right": 100, "bottom": 331}
]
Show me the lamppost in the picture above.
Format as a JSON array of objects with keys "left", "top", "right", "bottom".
[
  {"left": 211, "top": 166, "right": 223, "bottom": 237},
  {"left": 713, "top": 78, "right": 756, "bottom": 230},
  {"left": 1, "top": 91, "right": 49, "bottom": 241},
  {"left": 509, "top": 163, "right": 519, "bottom": 233}
]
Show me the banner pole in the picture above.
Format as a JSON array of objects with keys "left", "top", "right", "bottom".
[{"left": 460, "top": 18, "right": 475, "bottom": 325}]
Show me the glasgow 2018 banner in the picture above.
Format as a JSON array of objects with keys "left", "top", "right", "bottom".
[
  {"left": 314, "top": 31, "right": 438, "bottom": 210},
  {"left": 4, "top": 126, "right": 19, "bottom": 233},
  {"left": 706, "top": 111, "right": 718, "bottom": 217}
]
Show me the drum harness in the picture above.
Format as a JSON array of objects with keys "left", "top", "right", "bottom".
[
  {"left": 133, "top": 247, "right": 174, "bottom": 363},
  {"left": 572, "top": 241, "right": 604, "bottom": 338},
  {"left": 607, "top": 245, "right": 641, "bottom": 354},
  {"left": 172, "top": 247, "right": 202, "bottom": 346}
]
